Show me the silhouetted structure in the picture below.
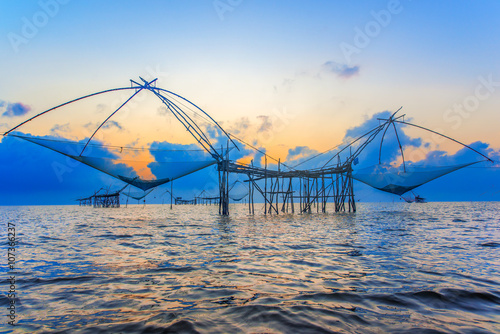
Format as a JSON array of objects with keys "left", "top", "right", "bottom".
[
  {"left": 7, "top": 79, "right": 491, "bottom": 216},
  {"left": 77, "top": 191, "right": 120, "bottom": 208}
]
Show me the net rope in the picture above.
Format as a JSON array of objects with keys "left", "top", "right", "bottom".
[
  {"left": 14, "top": 134, "right": 216, "bottom": 191},
  {"left": 352, "top": 162, "right": 480, "bottom": 195}
]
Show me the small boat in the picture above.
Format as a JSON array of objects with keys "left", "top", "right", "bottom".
[
  {"left": 414, "top": 195, "right": 426, "bottom": 203},
  {"left": 401, "top": 192, "right": 426, "bottom": 203}
]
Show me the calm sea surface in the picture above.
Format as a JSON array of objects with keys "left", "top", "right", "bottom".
[{"left": 1, "top": 202, "right": 499, "bottom": 333}]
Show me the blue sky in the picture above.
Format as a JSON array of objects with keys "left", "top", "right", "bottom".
[{"left": 0, "top": 0, "right": 499, "bottom": 204}]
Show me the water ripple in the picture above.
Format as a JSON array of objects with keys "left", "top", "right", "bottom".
[{"left": 1, "top": 202, "right": 499, "bottom": 333}]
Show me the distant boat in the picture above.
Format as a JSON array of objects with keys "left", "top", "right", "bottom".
[
  {"left": 401, "top": 192, "right": 426, "bottom": 203},
  {"left": 414, "top": 195, "right": 426, "bottom": 203}
]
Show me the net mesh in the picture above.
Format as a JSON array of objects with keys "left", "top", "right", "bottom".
[
  {"left": 352, "top": 162, "right": 479, "bottom": 195},
  {"left": 122, "top": 188, "right": 155, "bottom": 200},
  {"left": 14, "top": 134, "right": 216, "bottom": 191},
  {"left": 228, "top": 180, "right": 248, "bottom": 201}
]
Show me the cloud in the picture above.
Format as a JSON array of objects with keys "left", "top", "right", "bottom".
[
  {"left": 102, "top": 120, "right": 123, "bottom": 130},
  {"left": 149, "top": 141, "right": 213, "bottom": 163},
  {"left": 407, "top": 141, "right": 498, "bottom": 173},
  {"left": 83, "top": 120, "right": 123, "bottom": 132},
  {"left": 280, "top": 110, "right": 499, "bottom": 200},
  {"left": 209, "top": 116, "right": 274, "bottom": 166},
  {"left": 1, "top": 101, "right": 31, "bottom": 117},
  {"left": 286, "top": 146, "right": 319, "bottom": 162},
  {"left": 228, "top": 117, "right": 250, "bottom": 135},
  {"left": 340, "top": 111, "right": 422, "bottom": 168},
  {"left": 147, "top": 141, "right": 220, "bottom": 199},
  {"left": 0, "top": 135, "right": 121, "bottom": 205},
  {"left": 157, "top": 106, "right": 169, "bottom": 116},
  {"left": 275, "top": 78, "right": 296, "bottom": 94},
  {"left": 339, "top": 112, "right": 499, "bottom": 201},
  {"left": 2, "top": 103, "right": 497, "bottom": 204},
  {"left": 322, "top": 61, "right": 360, "bottom": 78},
  {"left": 223, "top": 115, "right": 283, "bottom": 149},
  {"left": 283, "top": 111, "right": 423, "bottom": 170},
  {"left": 408, "top": 142, "right": 500, "bottom": 201},
  {"left": 257, "top": 115, "right": 272, "bottom": 133},
  {"left": 50, "top": 123, "right": 72, "bottom": 136},
  {"left": 95, "top": 103, "right": 108, "bottom": 113}
]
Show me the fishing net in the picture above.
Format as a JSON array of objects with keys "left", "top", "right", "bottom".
[
  {"left": 13, "top": 134, "right": 216, "bottom": 191},
  {"left": 352, "top": 162, "right": 479, "bottom": 195},
  {"left": 228, "top": 180, "right": 248, "bottom": 201},
  {"left": 230, "top": 193, "right": 248, "bottom": 201},
  {"left": 122, "top": 188, "right": 155, "bottom": 200}
]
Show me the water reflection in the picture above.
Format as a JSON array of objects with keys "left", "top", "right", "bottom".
[{"left": 1, "top": 203, "right": 499, "bottom": 333}]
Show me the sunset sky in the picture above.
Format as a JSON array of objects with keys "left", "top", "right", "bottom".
[{"left": 1, "top": 0, "right": 499, "bottom": 204}]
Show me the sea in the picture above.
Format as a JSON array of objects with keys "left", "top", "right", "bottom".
[{"left": 1, "top": 202, "right": 499, "bottom": 333}]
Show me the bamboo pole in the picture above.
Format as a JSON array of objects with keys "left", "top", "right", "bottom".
[
  {"left": 299, "top": 177, "right": 303, "bottom": 213},
  {"left": 316, "top": 178, "right": 319, "bottom": 213},
  {"left": 251, "top": 161, "right": 255, "bottom": 215},
  {"left": 264, "top": 155, "right": 267, "bottom": 215},
  {"left": 322, "top": 175, "right": 325, "bottom": 213},
  {"left": 277, "top": 158, "right": 281, "bottom": 214},
  {"left": 248, "top": 162, "right": 252, "bottom": 214}
]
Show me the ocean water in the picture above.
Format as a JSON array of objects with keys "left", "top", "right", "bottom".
[{"left": 1, "top": 202, "right": 499, "bottom": 333}]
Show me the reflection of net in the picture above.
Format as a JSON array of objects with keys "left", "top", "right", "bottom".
[
  {"left": 353, "top": 162, "right": 479, "bottom": 195},
  {"left": 123, "top": 188, "right": 154, "bottom": 200},
  {"left": 15, "top": 135, "right": 216, "bottom": 191},
  {"left": 228, "top": 180, "right": 248, "bottom": 201},
  {"left": 230, "top": 193, "right": 248, "bottom": 201}
]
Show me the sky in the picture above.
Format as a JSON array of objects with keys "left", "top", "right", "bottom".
[{"left": 1, "top": 0, "right": 499, "bottom": 205}]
